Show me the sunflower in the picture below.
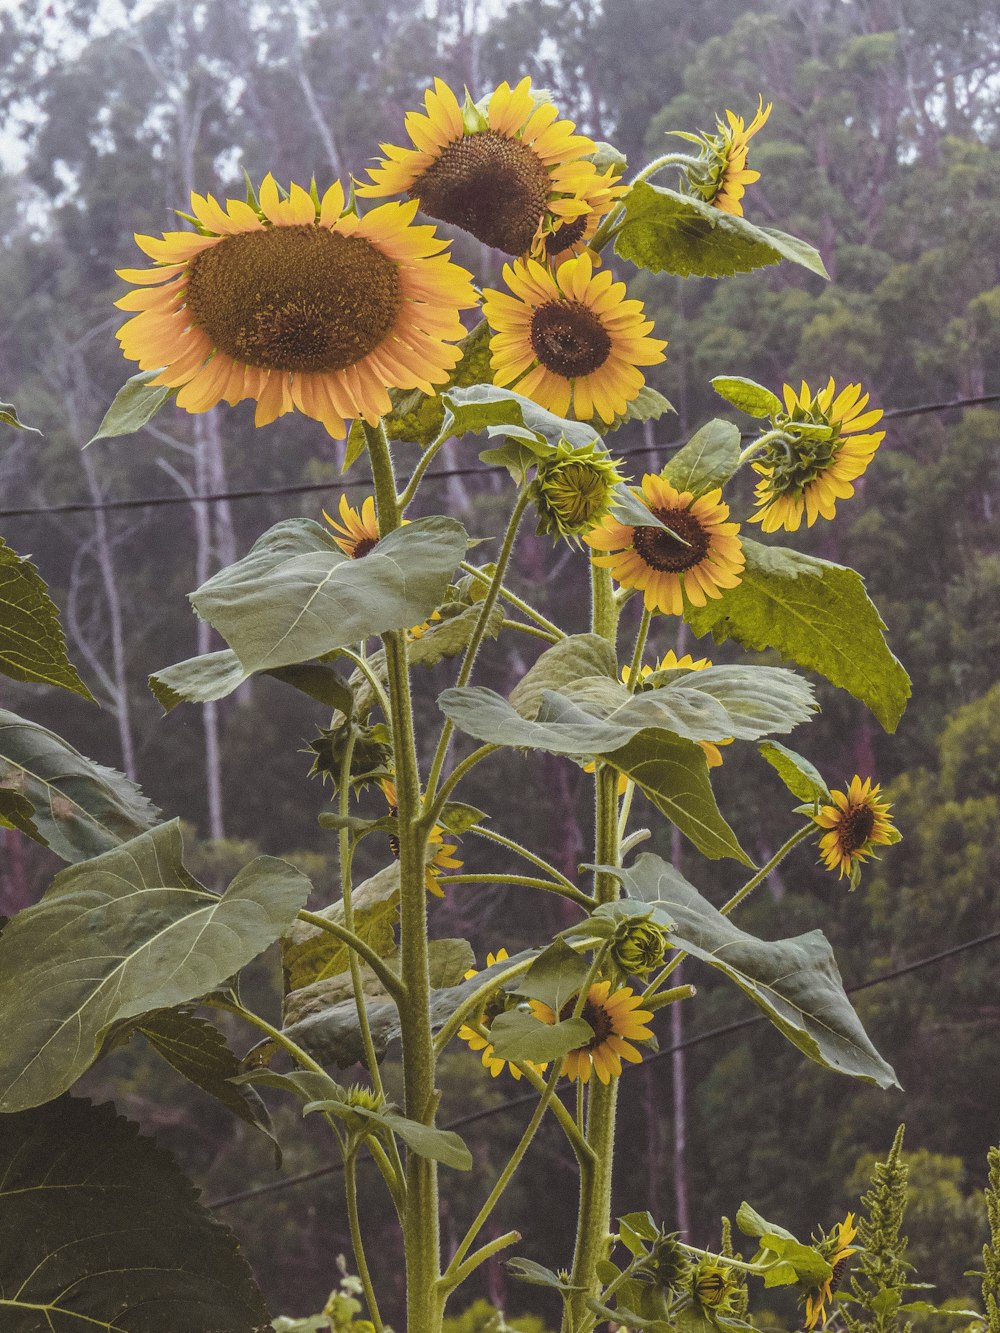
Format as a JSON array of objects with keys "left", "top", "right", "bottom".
[
  {"left": 482, "top": 252, "right": 666, "bottom": 423},
  {"left": 749, "top": 379, "right": 885, "bottom": 532},
  {"left": 803, "top": 1215, "right": 858, "bottom": 1330},
  {"left": 115, "top": 175, "right": 476, "bottom": 439},
  {"left": 380, "top": 778, "right": 462, "bottom": 897},
  {"left": 359, "top": 76, "right": 608, "bottom": 258},
  {"left": 624, "top": 650, "right": 733, "bottom": 767},
  {"left": 532, "top": 980, "right": 654, "bottom": 1085},
  {"left": 541, "top": 164, "right": 629, "bottom": 264},
  {"left": 322, "top": 494, "right": 380, "bottom": 558},
  {"left": 585, "top": 473, "right": 744, "bottom": 615},
  {"left": 680, "top": 97, "right": 772, "bottom": 216},
  {"left": 812, "top": 776, "right": 898, "bottom": 884},
  {"left": 457, "top": 948, "right": 547, "bottom": 1079}
]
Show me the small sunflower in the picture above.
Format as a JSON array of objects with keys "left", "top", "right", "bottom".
[
  {"left": 585, "top": 474, "right": 744, "bottom": 615},
  {"left": 803, "top": 1214, "right": 859, "bottom": 1330},
  {"left": 533, "top": 980, "right": 654, "bottom": 1085},
  {"left": 679, "top": 97, "right": 772, "bottom": 216},
  {"left": 322, "top": 494, "right": 380, "bottom": 558},
  {"left": 483, "top": 252, "right": 666, "bottom": 423},
  {"left": 381, "top": 778, "right": 462, "bottom": 897},
  {"left": 116, "top": 175, "right": 476, "bottom": 439},
  {"left": 531, "top": 437, "right": 625, "bottom": 541},
  {"left": 749, "top": 379, "right": 886, "bottom": 532},
  {"left": 624, "top": 650, "right": 733, "bottom": 767},
  {"left": 457, "top": 948, "right": 547, "bottom": 1079},
  {"left": 359, "top": 77, "right": 607, "bottom": 258},
  {"left": 812, "top": 776, "right": 898, "bottom": 884},
  {"left": 542, "top": 164, "right": 629, "bottom": 264}
]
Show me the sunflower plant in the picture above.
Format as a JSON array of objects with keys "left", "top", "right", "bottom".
[{"left": 0, "top": 79, "right": 919, "bottom": 1333}]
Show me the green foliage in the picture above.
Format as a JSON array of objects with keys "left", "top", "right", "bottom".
[
  {"left": 0, "top": 538, "right": 94, "bottom": 698},
  {"left": 660, "top": 418, "right": 742, "bottom": 496},
  {"left": 87, "top": 368, "right": 172, "bottom": 443},
  {"left": 757, "top": 740, "right": 831, "bottom": 803},
  {"left": 0, "top": 398, "right": 41, "bottom": 433}
]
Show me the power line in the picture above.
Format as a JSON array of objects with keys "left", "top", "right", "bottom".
[
  {"left": 2, "top": 393, "right": 997, "bottom": 522},
  {"left": 206, "top": 924, "right": 1000, "bottom": 1212}
]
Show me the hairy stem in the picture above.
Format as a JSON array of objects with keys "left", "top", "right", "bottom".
[{"left": 345, "top": 1150, "right": 387, "bottom": 1333}]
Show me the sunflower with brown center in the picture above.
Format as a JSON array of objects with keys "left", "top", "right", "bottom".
[
  {"left": 322, "top": 494, "right": 381, "bottom": 558},
  {"left": 458, "top": 948, "right": 547, "bottom": 1080},
  {"left": 679, "top": 97, "right": 772, "bottom": 216},
  {"left": 750, "top": 379, "right": 885, "bottom": 532},
  {"left": 812, "top": 776, "right": 898, "bottom": 884},
  {"left": 359, "top": 77, "right": 607, "bottom": 258},
  {"left": 482, "top": 252, "right": 666, "bottom": 423},
  {"left": 532, "top": 980, "right": 654, "bottom": 1085},
  {"left": 585, "top": 473, "right": 744, "bottom": 615},
  {"left": 115, "top": 175, "right": 476, "bottom": 439},
  {"left": 380, "top": 778, "right": 461, "bottom": 897},
  {"left": 803, "top": 1214, "right": 859, "bottom": 1329},
  {"left": 542, "top": 164, "right": 629, "bottom": 264}
]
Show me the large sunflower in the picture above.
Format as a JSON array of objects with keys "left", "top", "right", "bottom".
[
  {"left": 457, "top": 948, "right": 546, "bottom": 1080},
  {"left": 680, "top": 98, "right": 772, "bottom": 216},
  {"left": 749, "top": 379, "right": 885, "bottom": 532},
  {"left": 359, "top": 77, "right": 606, "bottom": 258},
  {"left": 533, "top": 981, "right": 654, "bottom": 1085},
  {"left": 803, "top": 1215, "right": 858, "bottom": 1330},
  {"left": 115, "top": 176, "right": 476, "bottom": 439},
  {"left": 812, "top": 776, "right": 898, "bottom": 883},
  {"left": 482, "top": 252, "right": 666, "bottom": 423},
  {"left": 585, "top": 473, "right": 744, "bottom": 615}
]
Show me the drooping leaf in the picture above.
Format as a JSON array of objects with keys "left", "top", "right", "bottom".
[
  {"left": 87, "top": 368, "right": 172, "bottom": 444},
  {"left": 488, "top": 1008, "right": 594, "bottom": 1063},
  {"left": 0, "top": 1095, "right": 270, "bottom": 1331},
  {"left": 684, "top": 539, "right": 911, "bottom": 732},
  {"left": 191, "top": 515, "right": 468, "bottom": 673},
  {"left": 616, "top": 182, "right": 830, "bottom": 280},
  {"left": 758, "top": 740, "right": 831, "bottom": 802},
  {"left": 661, "top": 419, "right": 742, "bottom": 497},
  {"left": 711, "top": 375, "right": 783, "bottom": 419},
  {"left": 441, "top": 383, "right": 601, "bottom": 450},
  {"left": 0, "top": 399, "right": 41, "bottom": 434},
  {"left": 507, "top": 1258, "right": 582, "bottom": 1292},
  {"left": 0, "top": 539, "right": 94, "bottom": 698},
  {"left": 605, "top": 853, "right": 899, "bottom": 1087},
  {"left": 0, "top": 820, "right": 312, "bottom": 1111},
  {"left": 302, "top": 1095, "right": 474, "bottom": 1169},
  {"left": 150, "top": 648, "right": 353, "bottom": 714},
  {"left": 281, "top": 861, "right": 401, "bottom": 996},
  {"left": 0, "top": 708, "right": 160, "bottom": 861}
]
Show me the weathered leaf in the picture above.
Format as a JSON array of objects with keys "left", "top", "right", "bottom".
[
  {"left": 0, "top": 820, "right": 312, "bottom": 1111},
  {"left": 150, "top": 648, "right": 352, "bottom": 713},
  {"left": 606, "top": 854, "right": 899, "bottom": 1087},
  {"left": 282, "top": 861, "right": 401, "bottom": 996},
  {"left": 0, "top": 787, "right": 45, "bottom": 843},
  {"left": 0, "top": 709, "right": 159, "bottom": 861},
  {"left": 661, "top": 419, "right": 742, "bottom": 497},
  {"left": 685, "top": 539, "right": 911, "bottom": 732},
  {"left": 601, "top": 385, "right": 675, "bottom": 430},
  {"left": 192, "top": 516, "right": 468, "bottom": 673},
  {"left": 441, "top": 383, "right": 601, "bottom": 450},
  {"left": 87, "top": 368, "right": 172, "bottom": 444},
  {"left": 0, "top": 539, "right": 94, "bottom": 698},
  {"left": 758, "top": 740, "right": 831, "bottom": 802},
  {"left": 0, "top": 399, "right": 41, "bottom": 434},
  {"left": 0, "top": 1095, "right": 269, "bottom": 1331},
  {"left": 616, "top": 182, "right": 830, "bottom": 279},
  {"left": 488, "top": 1009, "right": 594, "bottom": 1063},
  {"left": 711, "top": 376, "right": 783, "bottom": 418}
]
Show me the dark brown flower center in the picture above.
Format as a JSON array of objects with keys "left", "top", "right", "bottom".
[
  {"left": 413, "top": 130, "right": 551, "bottom": 255},
  {"left": 545, "top": 216, "right": 588, "bottom": 255},
  {"left": 560, "top": 995, "right": 615, "bottom": 1049},
  {"left": 351, "top": 536, "right": 378, "bottom": 559},
  {"left": 632, "top": 505, "right": 711, "bottom": 573},
  {"left": 530, "top": 300, "right": 612, "bottom": 378},
  {"left": 838, "top": 803, "right": 876, "bottom": 853},
  {"left": 185, "top": 226, "right": 401, "bottom": 372}
]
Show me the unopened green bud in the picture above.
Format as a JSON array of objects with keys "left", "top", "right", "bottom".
[
  {"left": 611, "top": 919, "right": 670, "bottom": 976},
  {"left": 643, "top": 1232, "right": 690, "bottom": 1292},
  {"left": 530, "top": 439, "right": 624, "bottom": 542},
  {"left": 692, "top": 1260, "right": 740, "bottom": 1312}
]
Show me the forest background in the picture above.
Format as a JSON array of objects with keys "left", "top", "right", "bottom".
[{"left": 0, "top": 0, "right": 998, "bottom": 1326}]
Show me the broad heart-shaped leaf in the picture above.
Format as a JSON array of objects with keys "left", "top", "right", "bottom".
[
  {"left": 615, "top": 182, "right": 830, "bottom": 280},
  {"left": 513, "top": 939, "right": 592, "bottom": 1010},
  {"left": 758, "top": 739, "right": 831, "bottom": 802},
  {"left": 0, "top": 539, "right": 94, "bottom": 698},
  {"left": 0, "top": 1096, "right": 269, "bottom": 1331},
  {"left": 711, "top": 375, "right": 783, "bottom": 419},
  {"left": 509, "top": 633, "right": 618, "bottom": 716},
  {"left": 685, "top": 539, "right": 911, "bottom": 732},
  {"left": 282, "top": 861, "right": 401, "bottom": 995},
  {"left": 191, "top": 515, "right": 468, "bottom": 674},
  {"left": 661, "top": 419, "right": 742, "bottom": 498},
  {"left": 0, "top": 820, "right": 312, "bottom": 1111},
  {"left": 605, "top": 853, "right": 899, "bottom": 1087},
  {"left": 150, "top": 647, "right": 353, "bottom": 713},
  {"left": 87, "top": 368, "right": 172, "bottom": 444},
  {"left": 441, "top": 383, "right": 601, "bottom": 450},
  {"left": 0, "top": 709, "right": 160, "bottom": 861},
  {"left": 0, "top": 398, "right": 41, "bottom": 433},
  {"left": 488, "top": 1009, "right": 594, "bottom": 1062}
]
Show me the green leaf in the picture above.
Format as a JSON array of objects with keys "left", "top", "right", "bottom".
[
  {"left": 0, "top": 399, "right": 41, "bottom": 434},
  {"left": 0, "top": 820, "right": 312, "bottom": 1111},
  {"left": 711, "top": 376, "right": 783, "bottom": 419},
  {"left": 597, "top": 385, "right": 676, "bottom": 434},
  {"left": 736, "top": 1203, "right": 832, "bottom": 1287},
  {"left": 619, "top": 1210, "right": 660, "bottom": 1248},
  {"left": 508, "top": 633, "right": 618, "bottom": 717},
  {"left": 758, "top": 740, "right": 831, "bottom": 802},
  {"left": 300, "top": 1090, "right": 473, "bottom": 1169},
  {"left": 507, "top": 1257, "right": 582, "bottom": 1292},
  {"left": 282, "top": 860, "right": 400, "bottom": 995},
  {"left": 685, "top": 539, "right": 911, "bottom": 732},
  {"left": 662, "top": 419, "right": 742, "bottom": 497},
  {"left": 87, "top": 368, "right": 172, "bottom": 444},
  {"left": 441, "top": 383, "right": 601, "bottom": 450},
  {"left": 616, "top": 182, "right": 829, "bottom": 280},
  {"left": 0, "top": 1096, "right": 270, "bottom": 1330},
  {"left": 0, "top": 788, "right": 45, "bottom": 843},
  {"left": 488, "top": 1008, "right": 594, "bottom": 1063},
  {"left": 604, "top": 730, "right": 753, "bottom": 864},
  {"left": 0, "top": 539, "right": 94, "bottom": 698},
  {"left": 606, "top": 854, "right": 899, "bottom": 1087},
  {"left": 611, "top": 483, "right": 680, "bottom": 531},
  {"left": 437, "top": 801, "right": 489, "bottom": 834},
  {"left": 192, "top": 515, "right": 468, "bottom": 673},
  {"left": 513, "top": 939, "right": 591, "bottom": 1010},
  {"left": 0, "top": 708, "right": 160, "bottom": 861},
  {"left": 150, "top": 649, "right": 353, "bottom": 714}
]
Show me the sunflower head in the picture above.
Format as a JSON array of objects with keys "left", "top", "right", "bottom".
[
  {"left": 678, "top": 97, "right": 772, "bottom": 216},
  {"left": 307, "top": 720, "right": 391, "bottom": 792},
  {"left": 359, "top": 77, "right": 610, "bottom": 258},
  {"left": 812, "top": 775, "right": 899, "bottom": 888},
  {"left": 640, "top": 1231, "right": 691, "bottom": 1292},
  {"left": 532, "top": 980, "right": 654, "bottom": 1085},
  {"left": 749, "top": 378, "right": 886, "bottom": 532},
  {"left": 541, "top": 162, "right": 629, "bottom": 264},
  {"left": 458, "top": 948, "right": 548, "bottom": 1080},
  {"left": 530, "top": 438, "right": 625, "bottom": 541},
  {"left": 691, "top": 1259, "right": 742, "bottom": 1314},
  {"left": 609, "top": 917, "right": 671, "bottom": 977},
  {"left": 585, "top": 472, "right": 744, "bottom": 616},
  {"left": 116, "top": 173, "right": 475, "bottom": 439},
  {"left": 803, "top": 1214, "right": 859, "bottom": 1329},
  {"left": 483, "top": 252, "right": 666, "bottom": 424},
  {"left": 322, "top": 494, "right": 380, "bottom": 558}
]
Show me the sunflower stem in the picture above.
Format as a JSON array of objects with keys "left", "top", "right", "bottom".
[
  {"left": 719, "top": 823, "right": 814, "bottom": 916},
  {"left": 398, "top": 427, "right": 452, "bottom": 512},
  {"left": 627, "top": 608, "right": 652, "bottom": 688},
  {"left": 345, "top": 1150, "right": 387, "bottom": 1333},
  {"left": 459, "top": 560, "right": 564, "bottom": 639},
  {"left": 467, "top": 825, "right": 585, "bottom": 895},
  {"left": 737, "top": 428, "right": 788, "bottom": 467},
  {"left": 295, "top": 911, "right": 405, "bottom": 1002},
  {"left": 500, "top": 615, "right": 561, "bottom": 643},
  {"left": 423, "top": 743, "right": 499, "bottom": 825},
  {"left": 438, "top": 871, "right": 594, "bottom": 907}
]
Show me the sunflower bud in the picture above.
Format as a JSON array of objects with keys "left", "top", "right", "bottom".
[
  {"left": 691, "top": 1259, "right": 740, "bottom": 1313},
  {"left": 339, "top": 1084, "right": 386, "bottom": 1138},
  {"left": 530, "top": 439, "right": 624, "bottom": 542},
  {"left": 610, "top": 918, "right": 670, "bottom": 976},
  {"left": 643, "top": 1231, "right": 691, "bottom": 1292}
]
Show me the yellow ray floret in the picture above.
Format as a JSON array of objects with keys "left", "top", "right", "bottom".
[
  {"left": 380, "top": 778, "right": 461, "bottom": 897},
  {"left": 532, "top": 980, "right": 654, "bottom": 1085},
  {"left": 322, "top": 494, "right": 381, "bottom": 558},
  {"left": 115, "top": 175, "right": 476, "bottom": 439},
  {"left": 811, "top": 776, "right": 897, "bottom": 881},
  {"left": 458, "top": 948, "right": 548, "bottom": 1080},
  {"left": 680, "top": 97, "right": 772, "bottom": 216}
]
